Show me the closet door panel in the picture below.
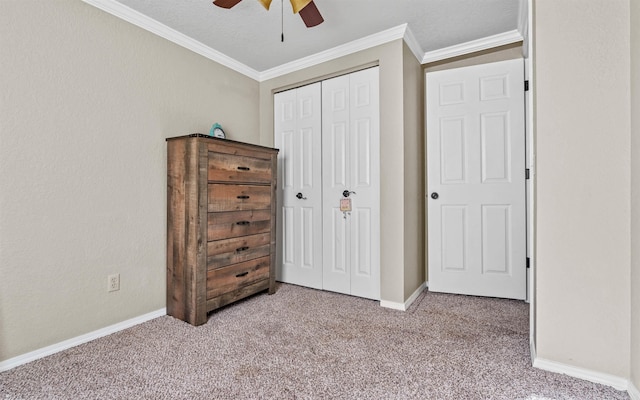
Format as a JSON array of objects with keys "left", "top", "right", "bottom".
[
  {"left": 322, "top": 67, "right": 380, "bottom": 300},
  {"left": 348, "top": 67, "right": 380, "bottom": 300},
  {"left": 322, "top": 75, "right": 352, "bottom": 294},
  {"left": 274, "top": 83, "right": 323, "bottom": 289}
]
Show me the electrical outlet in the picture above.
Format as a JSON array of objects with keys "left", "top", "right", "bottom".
[{"left": 107, "top": 273, "right": 120, "bottom": 292}]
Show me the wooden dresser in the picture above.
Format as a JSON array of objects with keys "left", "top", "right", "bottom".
[{"left": 166, "top": 134, "right": 278, "bottom": 326}]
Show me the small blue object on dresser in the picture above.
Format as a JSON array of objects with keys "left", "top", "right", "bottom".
[{"left": 210, "top": 123, "right": 226, "bottom": 139}]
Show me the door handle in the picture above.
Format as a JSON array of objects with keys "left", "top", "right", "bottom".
[
  {"left": 342, "top": 190, "right": 356, "bottom": 198},
  {"left": 296, "top": 192, "right": 307, "bottom": 200},
  {"left": 431, "top": 192, "right": 439, "bottom": 200}
]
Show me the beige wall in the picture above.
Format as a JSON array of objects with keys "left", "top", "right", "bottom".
[
  {"left": 259, "top": 41, "right": 411, "bottom": 304},
  {"left": 631, "top": 0, "right": 640, "bottom": 391},
  {"left": 402, "top": 43, "right": 426, "bottom": 299},
  {"left": 534, "top": 0, "right": 631, "bottom": 377},
  {"left": 0, "top": 0, "right": 259, "bottom": 361}
]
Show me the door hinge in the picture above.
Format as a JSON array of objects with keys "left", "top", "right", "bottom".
[
  {"left": 525, "top": 169, "right": 530, "bottom": 180},
  {"left": 526, "top": 257, "right": 530, "bottom": 269},
  {"left": 524, "top": 80, "right": 529, "bottom": 91}
]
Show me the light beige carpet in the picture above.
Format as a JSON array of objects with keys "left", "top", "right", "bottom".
[{"left": 0, "top": 283, "right": 630, "bottom": 399}]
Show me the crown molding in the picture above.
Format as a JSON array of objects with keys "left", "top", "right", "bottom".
[
  {"left": 259, "top": 24, "right": 408, "bottom": 81},
  {"left": 82, "top": 0, "right": 524, "bottom": 80},
  {"left": 402, "top": 25, "right": 424, "bottom": 64},
  {"left": 81, "top": 0, "right": 261, "bottom": 80},
  {"left": 518, "top": 0, "right": 529, "bottom": 58},
  {"left": 518, "top": 0, "right": 528, "bottom": 40},
  {"left": 422, "top": 29, "right": 523, "bottom": 64}
]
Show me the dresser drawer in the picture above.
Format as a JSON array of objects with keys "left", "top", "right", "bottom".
[
  {"left": 208, "top": 184, "right": 271, "bottom": 212},
  {"left": 207, "top": 232, "right": 270, "bottom": 269},
  {"left": 206, "top": 256, "right": 270, "bottom": 299},
  {"left": 208, "top": 210, "right": 271, "bottom": 241},
  {"left": 208, "top": 152, "right": 272, "bottom": 183}
]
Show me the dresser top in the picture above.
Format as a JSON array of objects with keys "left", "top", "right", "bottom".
[{"left": 166, "top": 134, "right": 279, "bottom": 153}]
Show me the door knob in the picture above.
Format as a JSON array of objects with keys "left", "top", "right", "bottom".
[
  {"left": 342, "top": 190, "right": 356, "bottom": 198},
  {"left": 431, "top": 192, "right": 439, "bottom": 199},
  {"left": 296, "top": 192, "right": 307, "bottom": 200}
]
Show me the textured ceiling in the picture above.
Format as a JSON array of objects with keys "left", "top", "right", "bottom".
[{"left": 112, "top": 0, "right": 523, "bottom": 72}]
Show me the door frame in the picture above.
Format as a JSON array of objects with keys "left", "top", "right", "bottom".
[{"left": 524, "top": 0, "right": 536, "bottom": 363}]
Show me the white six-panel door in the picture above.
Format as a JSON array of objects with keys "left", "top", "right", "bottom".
[
  {"left": 322, "top": 67, "right": 380, "bottom": 300},
  {"left": 426, "top": 59, "right": 526, "bottom": 300},
  {"left": 274, "top": 83, "right": 323, "bottom": 289}
]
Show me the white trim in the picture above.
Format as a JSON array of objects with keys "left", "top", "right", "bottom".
[
  {"left": 529, "top": 338, "right": 537, "bottom": 366},
  {"left": 518, "top": 0, "right": 529, "bottom": 58},
  {"left": 525, "top": 0, "right": 536, "bottom": 359},
  {"left": 629, "top": 381, "right": 640, "bottom": 400},
  {"left": 81, "top": 0, "right": 260, "bottom": 80},
  {"left": 380, "top": 282, "right": 426, "bottom": 311},
  {"left": 82, "top": 0, "right": 409, "bottom": 81},
  {"left": 259, "top": 24, "right": 408, "bottom": 81},
  {"left": 0, "top": 308, "right": 166, "bottom": 372},
  {"left": 533, "top": 357, "right": 629, "bottom": 391},
  {"left": 421, "top": 30, "right": 523, "bottom": 64},
  {"left": 81, "top": 1, "right": 523, "bottom": 80},
  {"left": 379, "top": 300, "right": 405, "bottom": 311},
  {"left": 403, "top": 25, "right": 424, "bottom": 63}
]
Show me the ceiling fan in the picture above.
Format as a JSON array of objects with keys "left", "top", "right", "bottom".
[{"left": 212, "top": 0, "right": 324, "bottom": 28}]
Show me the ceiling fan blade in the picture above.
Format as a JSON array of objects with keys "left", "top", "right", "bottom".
[
  {"left": 298, "top": 0, "right": 323, "bottom": 27},
  {"left": 212, "top": 0, "right": 243, "bottom": 9},
  {"left": 257, "top": 0, "right": 272, "bottom": 10},
  {"left": 289, "top": 0, "right": 311, "bottom": 14}
]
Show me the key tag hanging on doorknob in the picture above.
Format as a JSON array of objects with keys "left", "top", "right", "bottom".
[{"left": 340, "top": 197, "right": 352, "bottom": 219}]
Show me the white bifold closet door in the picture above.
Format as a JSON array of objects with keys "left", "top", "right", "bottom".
[
  {"left": 274, "top": 67, "right": 380, "bottom": 300},
  {"left": 274, "top": 83, "right": 323, "bottom": 289},
  {"left": 321, "top": 68, "right": 380, "bottom": 300}
]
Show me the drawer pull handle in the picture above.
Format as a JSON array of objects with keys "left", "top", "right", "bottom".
[
  {"left": 236, "top": 246, "right": 250, "bottom": 252},
  {"left": 237, "top": 166, "right": 251, "bottom": 171},
  {"left": 237, "top": 195, "right": 250, "bottom": 199},
  {"left": 236, "top": 221, "right": 251, "bottom": 226},
  {"left": 235, "top": 271, "right": 249, "bottom": 278}
]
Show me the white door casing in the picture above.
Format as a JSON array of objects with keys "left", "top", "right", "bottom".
[
  {"left": 274, "top": 83, "right": 323, "bottom": 289},
  {"left": 322, "top": 67, "right": 380, "bottom": 300},
  {"left": 426, "top": 59, "right": 526, "bottom": 300}
]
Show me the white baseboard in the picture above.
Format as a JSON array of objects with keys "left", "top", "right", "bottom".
[
  {"left": 529, "top": 338, "right": 537, "bottom": 366},
  {"left": 533, "top": 356, "right": 629, "bottom": 391},
  {"left": 380, "top": 282, "right": 427, "bottom": 311},
  {"left": 0, "top": 308, "right": 166, "bottom": 372},
  {"left": 629, "top": 381, "right": 640, "bottom": 400}
]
